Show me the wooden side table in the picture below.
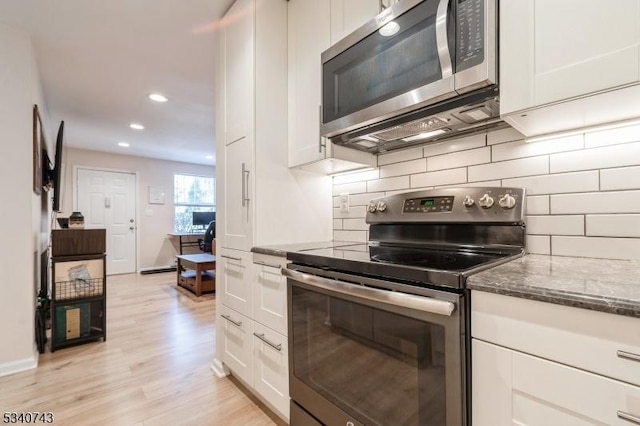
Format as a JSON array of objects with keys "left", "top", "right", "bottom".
[{"left": 176, "top": 254, "right": 216, "bottom": 296}]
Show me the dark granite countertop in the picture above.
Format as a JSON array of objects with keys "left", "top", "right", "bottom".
[
  {"left": 251, "top": 241, "right": 357, "bottom": 257},
  {"left": 467, "top": 255, "right": 640, "bottom": 318}
]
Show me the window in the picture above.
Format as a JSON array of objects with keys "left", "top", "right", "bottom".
[{"left": 174, "top": 174, "right": 215, "bottom": 233}]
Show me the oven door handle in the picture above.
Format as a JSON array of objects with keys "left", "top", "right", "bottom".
[{"left": 281, "top": 267, "right": 455, "bottom": 317}]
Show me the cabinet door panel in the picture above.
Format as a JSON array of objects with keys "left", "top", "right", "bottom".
[
  {"left": 220, "top": 249, "right": 252, "bottom": 316},
  {"left": 222, "top": 137, "right": 253, "bottom": 251},
  {"left": 288, "top": 0, "right": 330, "bottom": 167},
  {"left": 220, "top": 305, "right": 253, "bottom": 385},
  {"left": 512, "top": 351, "right": 640, "bottom": 426},
  {"left": 330, "top": 0, "right": 380, "bottom": 45},
  {"left": 472, "top": 340, "right": 512, "bottom": 426},
  {"left": 533, "top": 0, "right": 640, "bottom": 106},
  {"left": 252, "top": 256, "right": 288, "bottom": 336},
  {"left": 253, "top": 322, "right": 290, "bottom": 420}
]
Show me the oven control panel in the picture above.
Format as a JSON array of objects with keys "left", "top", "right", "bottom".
[
  {"left": 367, "top": 187, "right": 525, "bottom": 224},
  {"left": 403, "top": 196, "right": 454, "bottom": 213}
]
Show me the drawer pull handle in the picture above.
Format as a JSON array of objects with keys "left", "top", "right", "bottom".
[
  {"left": 221, "top": 314, "right": 242, "bottom": 327},
  {"left": 253, "top": 332, "right": 282, "bottom": 352},
  {"left": 617, "top": 350, "right": 640, "bottom": 363},
  {"left": 618, "top": 411, "right": 640, "bottom": 425},
  {"left": 253, "top": 260, "right": 281, "bottom": 269},
  {"left": 221, "top": 255, "right": 242, "bottom": 262}
]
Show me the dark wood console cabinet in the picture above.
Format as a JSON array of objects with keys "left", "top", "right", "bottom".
[{"left": 50, "top": 229, "right": 107, "bottom": 352}]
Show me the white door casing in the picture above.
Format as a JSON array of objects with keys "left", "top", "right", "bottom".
[{"left": 76, "top": 168, "right": 137, "bottom": 275}]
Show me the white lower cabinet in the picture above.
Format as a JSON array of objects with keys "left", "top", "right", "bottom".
[
  {"left": 252, "top": 321, "right": 289, "bottom": 418},
  {"left": 472, "top": 291, "right": 640, "bottom": 426},
  {"left": 219, "top": 305, "right": 253, "bottom": 386},
  {"left": 219, "top": 253, "right": 290, "bottom": 421}
]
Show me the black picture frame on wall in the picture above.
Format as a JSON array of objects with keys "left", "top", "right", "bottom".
[{"left": 33, "top": 105, "right": 45, "bottom": 195}]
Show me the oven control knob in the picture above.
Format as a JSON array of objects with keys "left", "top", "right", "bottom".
[
  {"left": 498, "top": 193, "right": 516, "bottom": 209},
  {"left": 368, "top": 203, "right": 377, "bottom": 213},
  {"left": 462, "top": 195, "right": 475, "bottom": 207},
  {"left": 376, "top": 201, "right": 388, "bottom": 212},
  {"left": 478, "top": 193, "right": 494, "bottom": 209}
]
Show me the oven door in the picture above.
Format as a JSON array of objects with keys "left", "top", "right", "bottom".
[{"left": 283, "top": 265, "right": 465, "bottom": 426}]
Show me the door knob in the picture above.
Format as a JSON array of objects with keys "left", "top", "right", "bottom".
[{"left": 129, "top": 226, "right": 135, "bottom": 231}]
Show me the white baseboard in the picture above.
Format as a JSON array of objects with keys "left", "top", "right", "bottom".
[
  {"left": 210, "top": 358, "right": 229, "bottom": 378},
  {"left": 0, "top": 344, "right": 38, "bottom": 378}
]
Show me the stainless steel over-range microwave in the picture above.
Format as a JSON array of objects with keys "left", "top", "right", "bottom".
[{"left": 321, "top": 0, "right": 500, "bottom": 153}]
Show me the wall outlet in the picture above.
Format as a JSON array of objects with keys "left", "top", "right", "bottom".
[{"left": 339, "top": 193, "right": 350, "bottom": 213}]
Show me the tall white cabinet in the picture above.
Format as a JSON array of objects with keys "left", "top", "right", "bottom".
[
  {"left": 287, "top": 0, "right": 378, "bottom": 173},
  {"left": 500, "top": 0, "right": 640, "bottom": 137},
  {"left": 214, "top": 0, "right": 332, "bottom": 421}
]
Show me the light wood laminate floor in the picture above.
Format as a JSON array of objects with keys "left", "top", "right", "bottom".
[{"left": 0, "top": 272, "right": 286, "bottom": 426}]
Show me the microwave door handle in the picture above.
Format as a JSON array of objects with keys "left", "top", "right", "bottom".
[
  {"left": 436, "top": 0, "right": 453, "bottom": 78},
  {"left": 281, "top": 267, "right": 455, "bottom": 317}
]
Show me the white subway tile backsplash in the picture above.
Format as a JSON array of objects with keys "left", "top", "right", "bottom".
[
  {"left": 585, "top": 123, "right": 640, "bottom": 148},
  {"left": 586, "top": 214, "right": 640, "bottom": 238},
  {"left": 552, "top": 236, "right": 640, "bottom": 260},
  {"left": 343, "top": 218, "right": 369, "bottom": 231},
  {"left": 367, "top": 176, "right": 411, "bottom": 192},
  {"left": 331, "top": 126, "right": 640, "bottom": 259},
  {"left": 351, "top": 192, "right": 385, "bottom": 206},
  {"left": 334, "top": 230, "right": 368, "bottom": 243},
  {"left": 411, "top": 168, "right": 467, "bottom": 188},
  {"left": 427, "top": 147, "right": 490, "bottom": 171},
  {"left": 526, "top": 235, "right": 551, "bottom": 255},
  {"left": 504, "top": 171, "right": 599, "bottom": 195},
  {"left": 378, "top": 147, "right": 423, "bottom": 166},
  {"left": 469, "top": 156, "right": 548, "bottom": 182},
  {"left": 551, "top": 190, "right": 640, "bottom": 214},
  {"left": 492, "top": 135, "right": 583, "bottom": 162},
  {"left": 550, "top": 141, "right": 640, "bottom": 173},
  {"left": 333, "top": 169, "right": 380, "bottom": 185},
  {"left": 333, "top": 205, "right": 367, "bottom": 219},
  {"left": 422, "top": 133, "right": 486, "bottom": 157},
  {"left": 380, "top": 158, "right": 427, "bottom": 178},
  {"left": 333, "top": 181, "right": 367, "bottom": 196},
  {"left": 486, "top": 127, "right": 524, "bottom": 145},
  {"left": 601, "top": 166, "right": 640, "bottom": 191},
  {"left": 526, "top": 196, "right": 550, "bottom": 215},
  {"left": 526, "top": 215, "right": 584, "bottom": 236},
  {"left": 436, "top": 180, "right": 501, "bottom": 189}
]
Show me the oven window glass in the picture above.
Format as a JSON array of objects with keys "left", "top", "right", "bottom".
[
  {"left": 292, "top": 286, "right": 447, "bottom": 426},
  {"left": 322, "top": 0, "right": 455, "bottom": 124}
]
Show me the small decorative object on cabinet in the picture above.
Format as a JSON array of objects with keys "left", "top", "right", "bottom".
[
  {"left": 68, "top": 211, "right": 85, "bottom": 229},
  {"left": 50, "top": 229, "right": 106, "bottom": 352}
]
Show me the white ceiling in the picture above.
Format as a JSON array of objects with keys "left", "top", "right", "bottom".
[{"left": 0, "top": 0, "right": 236, "bottom": 166}]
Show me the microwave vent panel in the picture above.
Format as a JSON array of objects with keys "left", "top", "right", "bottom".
[{"left": 372, "top": 116, "right": 450, "bottom": 141}]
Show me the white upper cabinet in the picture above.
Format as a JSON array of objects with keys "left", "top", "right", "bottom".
[
  {"left": 500, "top": 0, "right": 640, "bottom": 137},
  {"left": 288, "top": 0, "right": 377, "bottom": 173},
  {"left": 330, "top": 0, "right": 381, "bottom": 45}
]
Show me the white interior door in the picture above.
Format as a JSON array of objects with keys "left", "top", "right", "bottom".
[{"left": 76, "top": 168, "right": 137, "bottom": 275}]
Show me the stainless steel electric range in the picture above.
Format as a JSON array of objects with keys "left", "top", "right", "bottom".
[{"left": 283, "top": 187, "right": 526, "bottom": 426}]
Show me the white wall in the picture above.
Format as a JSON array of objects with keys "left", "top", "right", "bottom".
[
  {"left": 60, "top": 148, "right": 214, "bottom": 269},
  {"left": 333, "top": 124, "right": 640, "bottom": 260},
  {"left": 0, "top": 23, "right": 50, "bottom": 376}
]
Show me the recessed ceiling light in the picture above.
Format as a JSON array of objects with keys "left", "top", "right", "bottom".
[
  {"left": 118, "top": 142, "right": 130, "bottom": 147},
  {"left": 130, "top": 123, "right": 144, "bottom": 130},
  {"left": 205, "top": 155, "right": 214, "bottom": 160},
  {"left": 149, "top": 93, "right": 168, "bottom": 103}
]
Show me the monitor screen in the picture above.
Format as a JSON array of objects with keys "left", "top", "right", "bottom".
[{"left": 192, "top": 211, "right": 215, "bottom": 227}]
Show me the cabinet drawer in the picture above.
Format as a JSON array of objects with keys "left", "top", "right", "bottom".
[
  {"left": 472, "top": 291, "right": 640, "bottom": 387},
  {"left": 473, "top": 339, "right": 640, "bottom": 426},
  {"left": 219, "top": 249, "right": 252, "bottom": 316},
  {"left": 219, "top": 305, "right": 253, "bottom": 386},
  {"left": 252, "top": 254, "right": 288, "bottom": 336},
  {"left": 252, "top": 321, "right": 290, "bottom": 421}
]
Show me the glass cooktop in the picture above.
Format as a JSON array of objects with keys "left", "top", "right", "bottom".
[{"left": 288, "top": 243, "right": 519, "bottom": 290}]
